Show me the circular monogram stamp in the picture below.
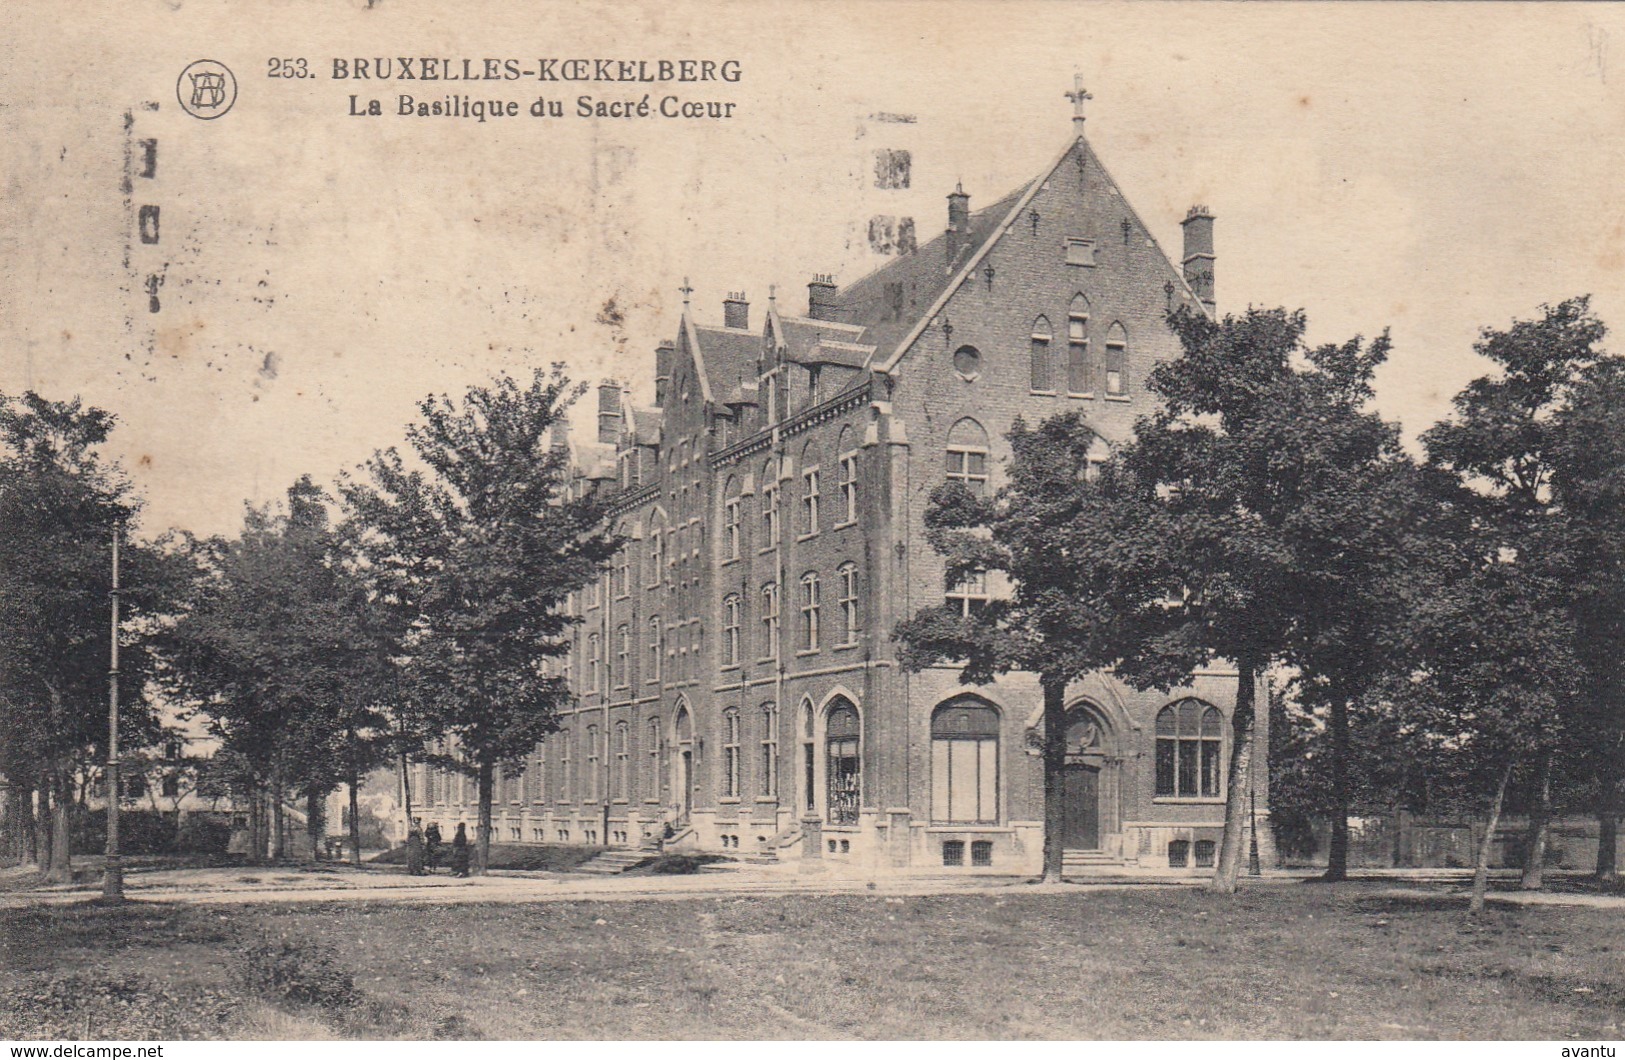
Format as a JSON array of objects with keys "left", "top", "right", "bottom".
[{"left": 177, "top": 60, "right": 237, "bottom": 120}]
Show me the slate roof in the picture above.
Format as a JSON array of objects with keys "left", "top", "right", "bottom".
[{"left": 690, "top": 323, "right": 760, "bottom": 405}]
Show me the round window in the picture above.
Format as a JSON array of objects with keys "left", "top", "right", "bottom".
[{"left": 953, "top": 345, "right": 981, "bottom": 377}]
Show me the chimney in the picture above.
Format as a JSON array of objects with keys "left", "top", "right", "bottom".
[
  {"left": 723, "top": 291, "right": 750, "bottom": 330},
  {"left": 654, "top": 339, "right": 675, "bottom": 407},
  {"left": 597, "top": 379, "right": 623, "bottom": 444},
  {"left": 945, "top": 183, "right": 971, "bottom": 269},
  {"left": 807, "top": 274, "right": 839, "bottom": 322},
  {"left": 550, "top": 418, "right": 571, "bottom": 453},
  {"left": 1180, "top": 205, "right": 1216, "bottom": 314}
]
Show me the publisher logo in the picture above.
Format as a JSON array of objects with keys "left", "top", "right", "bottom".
[{"left": 177, "top": 60, "right": 237, "bottom": 119}]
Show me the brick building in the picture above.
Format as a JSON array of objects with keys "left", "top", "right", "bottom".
[{"left": 417, "top": 103, "right": 1269, "bottom": 874}]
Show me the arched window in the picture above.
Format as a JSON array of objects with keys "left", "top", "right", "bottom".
[
  {"left": 645, "top": 716, "right": 661, "bottom": 798},
  {"left": 932, "top": 699, "right": 1000, "bottom": 823},
  {"left": 647, "top": 616, "right": 662, "bottom": 684},
  {"left": 1156, "top": 700, "right": 1223, "bottom": 798},
  {"left": 648, "top": 514, "right": 665, "bottom": 587},
  {"left": 723, "top": 478, "right": 741, "bottom": 560},
  {"left": 614, "top": 531, "right": 631, "bottom": 598},
  {"left": 761, "top": 458, "right": 780, "bottom": 548},
  {"left": 760, "top": 703, "right": 779, "bottom": 797},
  {"left": 722, "top": 708, "right": 741, "bottom": 797},
  {"left": 837, "top": 562, "right": 859, "bottom": 644},
  {"left": 1068, "top": 294, "right": 1090, "bottom": 396},
  {"left": 836, "top": 427, "right": 858, "bottom": 526},
  {"left": 722, "top": 594, "right": 741, "bottom": 667},
  {"left": 800, "top": 571, "right": 821, "bottom": 652},
  {"left": 558, "top": 727, "right": 572, "bottom": 800},
  {"left": 946, "top": 418, "right": 990, "bottom": 498},
  {"left": 760, "top": 582, "right": 780, "bottom": 659},
  {"left": 801, "top": 699, "right": 816, "bottom": 813},
  {"left": 585, "top": 724, "right": 600, "bottom": 801},
  {"left": 826, "top": 700, "right": 861, "bottom": 825},
  {"left": 1105, "top": 322, "right": 1127, "bottom": 397},
  {"left": 587, "top": 632, "right": 602, "bottom": 693},
  {"left": 1031, "top": 315, "right": 1054, "bottom": 392},
  {"left": 800, "top": 440, "right": 821, "bottom": 537},
  {"left": 613, "top": 721, "right": 630, "bottom": 800}
]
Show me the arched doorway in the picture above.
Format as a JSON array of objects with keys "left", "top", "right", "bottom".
[
  {"left": 825, "top": 698, "right": 861, "bottom": 825},
  {"left": 1061, "top": 708, "right": 1108, "bottom": 850},
  {"left": 672, "top": 703, "right": 693, "bottom": 824}
]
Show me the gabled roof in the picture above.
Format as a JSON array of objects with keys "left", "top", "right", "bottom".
[
  {"left": 627, "top": 405, "right": 662, "bottom": 446},
  {"left": 686, "top": 320, "right": 760, "bottom": 406}
]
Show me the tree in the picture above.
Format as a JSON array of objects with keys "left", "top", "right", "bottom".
[
  {"left": 1107, "top": 306, "right": 1404, "bottom": 893},
  {"left": 895, "top": 412, "right": 1158, "bottom": 882},
  {"left": 342, "top": 367, "right": 619, "bottom": 874},
  {"left": 0, "top": 392, "right": 169, "bottom": 881},
  {"left": 1421, "top": 297, "right": 1610, "bottom": 893}
]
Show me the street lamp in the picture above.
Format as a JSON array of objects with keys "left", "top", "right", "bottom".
[{"left": 103, "top": 521, "right": 124, "bottom": 901}]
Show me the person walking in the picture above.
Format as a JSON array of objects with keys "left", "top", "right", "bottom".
[
  {"left": 450, "top": 822, "right": 471, "bottom": 878},
  {"left": 405, "top": 817, "right": 426, "bottom": 877},
  {"left": 424, "top": 822, "right": 442, "bottom": 874}
]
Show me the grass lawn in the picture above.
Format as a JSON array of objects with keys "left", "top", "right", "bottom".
[{"left": 3, "top": 883, "right": 1623, "bottom": 1040}]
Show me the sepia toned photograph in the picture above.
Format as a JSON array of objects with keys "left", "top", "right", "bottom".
[{"left": 2, "top": 0, "right": 1624, "bottom": 1046}]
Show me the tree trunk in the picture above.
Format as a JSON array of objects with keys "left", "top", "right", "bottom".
[
  {"left": 1323, "top": 696, "right": 1350, "bottom": 882},
  {"left": 1040, "top": 677, "right": 1069, "bottom": 884},
  {"left": 476, "top": 761, "right": 493, "bottom": 876},
  {"left": 1521, "top": 749, "right": 1552, "bottom": 890},
  {"left": 305, "top": 790, "right": 323, "bottom": 862},
  {"left": 1598, "top": 727, "right": 1623, "bottom": 881},
  {"left": 348, "top": 771, "right": 363, "bottom": 867},
  {"left": 46, "top": 769, "right": 73, "bottom": 883},
  {"left": 270, "top": 765, "right": 286, "bottom": 861},
  {"left": 1470, "top": 760, "right": 1514, "bottom": 915},
  {"left": 397, "top": 745, "right": 414, "bottom": 847},
  {"left": 245, "top": 782, "right": 264, "bottom": 866},
  {"left": 1211, "top": 654, "right": 1260, "bottom": 895}
]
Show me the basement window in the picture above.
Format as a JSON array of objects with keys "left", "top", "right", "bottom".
[
  {"left": 1194, "top": 840, "right": 1216, "bottom": 868},
  {"left": 1168, "top": 839, "right": 1190, "bottom": 868},
  {"left": 971, "top": 840, "right": 993, "bottom": 867},
  {"left": 942, "top": 840, "right": 966, "bottom": 867}
]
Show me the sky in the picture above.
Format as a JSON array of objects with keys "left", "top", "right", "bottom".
[{"left": 4, "top": 1, "right": 1624, "bottom": 540}]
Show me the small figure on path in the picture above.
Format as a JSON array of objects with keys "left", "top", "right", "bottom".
[
  {"left": 424, "top": 821, "right": 442, "bottom": 874},
  {"left": 450, "top": 822, "right": 471, "bottom": 878},
  {"left": 405, "top": 817, "right": 426, "bottom": 877}
]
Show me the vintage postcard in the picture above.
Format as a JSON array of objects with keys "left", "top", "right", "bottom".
[{"left": 3, "top": 0, "right": 1625, "bottom": 1048}]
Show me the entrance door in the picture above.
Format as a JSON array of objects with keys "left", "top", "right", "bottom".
[
  {"left": 1061, "top": 763, "right": 1100, "bottom": 849},
  {"left": 679, "top": 750, "right": 693, "bottom": 823}
]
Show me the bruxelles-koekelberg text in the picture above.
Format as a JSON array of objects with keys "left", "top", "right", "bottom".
[{"left": 330, "top": 58, "right": 741, "bottom": 83}]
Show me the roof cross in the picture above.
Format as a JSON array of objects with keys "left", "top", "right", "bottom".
[
  {"left": 1066, "top": 74, "right": 1093, "bottom": 129},
  {"left": 679, "top": 277, "right": 693, "bottom": 306}
]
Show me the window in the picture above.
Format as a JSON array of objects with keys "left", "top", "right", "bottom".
[
  {"left": 1105, "top": 322, "right": 1127, "bottom": 397},
  {"left": 838, "top": 562, "right": 859, "bottom": 644},
  {"left": 971, "top": 840, "right": 993, "bottom": 867},
  {"left": 1068, "top": 295, "right": 1090, "bottom": 395},
  {"left": 931, "top": 699, "right": 999, "bottom": 824},
  {"left": 648, "top": 516, "right": 665, "bottom": 587},
  {"left": 646, "top": 716, "right": 661, "bottom": 798},
  {"left": 722, "top": 595, "right": 741, "bottom": 666},
  {"left": 614, "top": 722, "right": 629, "bottom": 800},
  {"left": 530, "top": 750, "right": 546, "bottom": 803},
  {"left": 802, "top": 466, "right": 820, "bottom": 536},
  {"left": 614, "top": 544, "right": 630, "bottom": 598},
  {"left": 559, "top": 728, "right": 572, "bottom": 799},
  {"left": 614, "top": 624, "right": 630, "bottom": 688},
  {"left": 587, "top": 632, "right": 601, "bottom": 692},
  {"left": 953, "top": 344, "right": 981, "bottom": 379},
  {"left": 946, "top": 418, "right": 990, "bottom": 498},
  {"left": 942, "top": 840, "right": 965, "bottom": 867},
  {"left": 586, "top": 725, "right": 599, "bottom": 801},
  {"left": 800, "top": 571, "right": 820, "bottom": 652},
  {"left": 839, "top": 450, "right": 858, "bottom": 525},
  {"left": 826, "top": 700, "right": 861, "bottom": 825},
  {"left": 162, "top": 773, "right": 180, "bottom": 798},
  {"left": 1195, "top": 838, "right": 1216, "bottom": 868},
  {"left": 725, "top": 496, "right": 741, "bottom": 560},
  {"left": 648, "top": 617, "right": 662, "bottom": 683},
  {"left": 690, "top": 623, "right": 702, "bottom": 680},
  {"left": 1066, "top": 237, "right": 1097, "bottom": 267},
  {"left": 760, "top": 703, "right": 779, "bottom": 797},
  {"left": 1155, "top": 700, "right": 1223, "bottom": 798},
  {"left": 722, "top": 708, "right": 741, "bottom": 797},
  {"left": 760, "top": 582, "right": 780, "bottom": 659},
  {"left": 762, "top": 459, "right": 779, "bottom": 548},
  {"left": 946, "top": 569, "right": 989, "bottom": 617},
  {"left": 1031, "top": 316, "right": 1054, "bottom": 392},
  {"left": 587, "top": 576, "right": 601, "bottom": 609},
  {"left": 802, "top": 702, "right": 816, "bottom": 814}
]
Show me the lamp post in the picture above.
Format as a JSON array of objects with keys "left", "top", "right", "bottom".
[
  {"left": 1248, "top": 783, "right": 1262, "bottom": 877},
  {"left": 103, "top": 521, "right": 124, "bottom": 901}
]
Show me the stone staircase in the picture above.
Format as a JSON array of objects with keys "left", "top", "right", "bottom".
[
  {"left": 1062, "top": 849, "right": 1126, "bottom": 874},
  {"left": 573, "top": 848, "right": 654, "bottom": 876},
  {"left": 743, "top": 823, "right": 803, "bottom": 865}
]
